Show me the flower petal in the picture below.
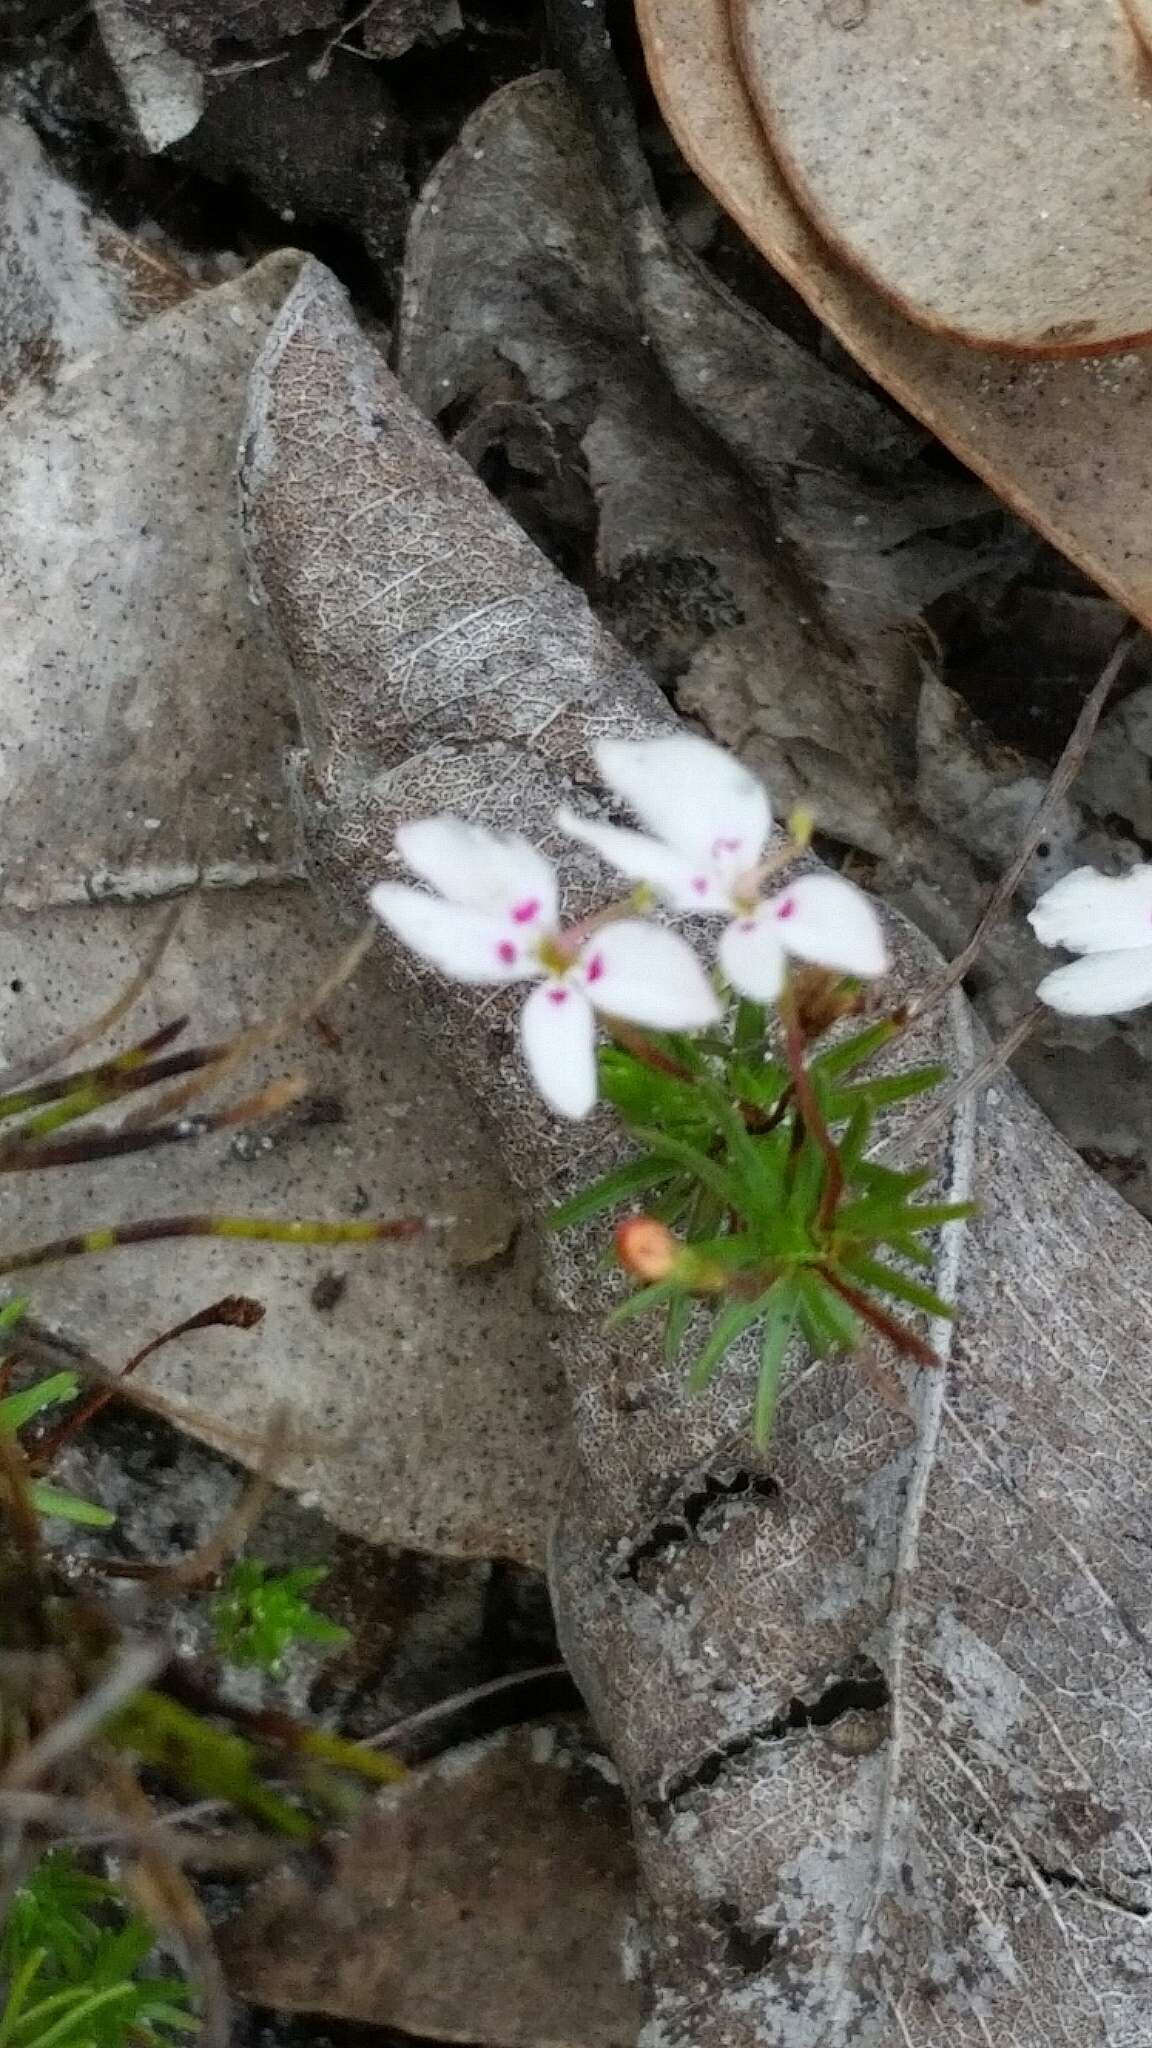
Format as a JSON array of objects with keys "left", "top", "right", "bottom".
[
  {"left": 1028, "top": 865, "right": 1152, "bottom": 956},
  {"left": 595, "top": 735, "right": 771, "bottom": 870},
  {"left": 718, "top": 911, "right": 787, "bottom": 1000},
  {"left": 520, "top": 981, "right": 598, "bottom": 1118},
  {"left": 1037, "top": 947, "right": 1152, "bottom": 1017},
  {"left": 369, "top": 883, "right": 537, "bottom": 983},
  {"left": 395, "top": 818, "right": 558, "bottom": 930},
  {"left": 767, "top": 873, "right": 888, "bottom": 979},
  {"left": 556, "top": 809, "right": 725, "bottom": 911},
  {"left": 582, "top": 920, "right": 721, "bottom": 1028}
]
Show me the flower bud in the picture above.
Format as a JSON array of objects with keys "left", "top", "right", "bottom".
[{"left": 615, "top": 1216, "right": 682, "bottom": 1282}]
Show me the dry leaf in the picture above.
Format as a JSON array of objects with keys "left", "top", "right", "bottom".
[
  {"left": 0, "top": 254, "right": 563, "bottom": 1565},
  {"left": 222, "top": 1719, "right": 642, "bottom": 2047},
  {"left": 734, "top": 0, "right": 1152, "bottom": 354},
  {"left": 0, "top": 112, "right": 191, "bottom": 398},
  {"left": 241, "top": 258, "right": 1152, "bottom": 2045},
  {"left": 636, "top": 0, "right": 1152, "bottom": 631}
]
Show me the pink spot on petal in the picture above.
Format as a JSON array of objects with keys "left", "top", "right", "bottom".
[
  {"left": 775, "top": 897, "right": 797, "bottom": 921},
  {"left": 497, "top": 941, "right": 517, "bottom": 964},
  {"left": 586, "top": 953, "right": 605, "bottom": 984},
  {"left": 512, "top": 898, "right": 541, "bottom": 925},
  {"left": 738, "top": 918, "right": 757, "bottom": 934},
  {"left": 548, "top": 987, "right": 569, "bottom": 1005},
  {"left": 691, "top": 876, "right": 709, "bottom": 897},
  {"left": 712, "top": 835, "right": 742, "bottom": 858}
]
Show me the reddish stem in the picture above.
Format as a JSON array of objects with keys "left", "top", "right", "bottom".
[
  {"left": 605, "top": 1021, "right": 697, "bottom": 1085},
  {"left": 779, "top": 991, "right": 843, "bottom": 1233},
  {"left": 821, "top": 1267, "right": 940, "bottom": 1370}
]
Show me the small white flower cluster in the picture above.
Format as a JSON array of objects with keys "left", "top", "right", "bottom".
[{"left": 369, "top": 734, "right": 888, "bottom": 1118}]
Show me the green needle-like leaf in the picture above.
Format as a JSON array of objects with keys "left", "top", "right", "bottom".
[
  {"left": 606, "top": 1278, "right": 682, "bottom": 1328},
  {"left": 829, "top": 1064, "right": 947, "bottom": 1114},
  {"left": 628, "top": 1126, "right": 741, "bottom": 1208},
  {"left": 28, "top": 1483, "right": 116, "bottom": 1529},
  {"left": 548, "top": 1156, "right": 674, "bottom": 1230},
  {"left": 688, "top": 1294, "right": 771, "bottom": 1393},
  {"left": 754, "top": 1279, "right": 800, "bottom": 1444},
  {"left": 796, "top": 1270, "right": 860, "bottom": 1352},
  {"left": 663, "top": 1290, "right": 692, "bottom": 1366},
  {"left": 836, "top": 1253, "right": 955, "bottom": 1321},
  {"left": 810, "top": 1018, "right": 898, "bottom": 1079},
  {"left": 0, "top": 1372, "right": 78, "bottom": 1433}
]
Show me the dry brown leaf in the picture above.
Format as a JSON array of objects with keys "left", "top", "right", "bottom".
[
  {"left": 733, "top": 0, "right": 1152, "bottom": 355},
  {"left": 221, "top": 1719, "right": 642, "bottom": 2048},
  {"left": 636, "top": 0, "right": 1152, "bottom": 631}
]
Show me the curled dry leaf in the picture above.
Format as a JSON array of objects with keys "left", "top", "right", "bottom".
[
  {"left": 636, "top": 0, "right": 1152, "bottom": 632},
  {"left": 241, "top": 259, "right": 1152, "bottom": 2046},
  {"left": 397, "top": 72, "right": 986, "bottom": 857},
  {"left": 734, "top": 0, "right": 1152, "bottom": 355},
  {"left": 222, "top": 1719, "right": 642, "bottom": 2048}
]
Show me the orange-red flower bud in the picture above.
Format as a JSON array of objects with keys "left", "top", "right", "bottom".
[{"left": 615, "top": 1216, "right": 681, "bottom": 1282}]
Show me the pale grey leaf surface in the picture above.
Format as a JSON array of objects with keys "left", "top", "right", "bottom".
[
  {"left": 0, "top": 254, "right": 563, "bottom": 1565},
  {"left": 241, "top": 257, "right": 1152, "bottom": 2046}
]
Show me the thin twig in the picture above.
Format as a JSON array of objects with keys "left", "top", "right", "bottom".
[
  {"left": 0, "top": 1793, "right": 285, "bottom": 1870},
  {"left": 361, "top": 1662, "right": 572, "bottom": 1750},
  {"left": 308, "top": 0, "right": 385, "bottom": 76},
  {"left": 880, "top": 1004, "right": 1043, "bottom": 1165},
  {"left": 12, "top": 1317, "right": 323, "bottom": 1456},
  {"left": 110, "top": 1761, "right": 232, "bottom": 2048},
  {"left": 833, "top": 988, "right": 979, "bottom": 2036},
  {"left": 0, "top": 904, "right": 183, "bottom": 1092},
  {"left": 908, "top": 623, "right": 1139, "bottom": 1027},
  {"left": 131, "top": 922, "right": 376, "bottom": 1129},
  {"left": 145, "top": 1406, "right": 291, "bottom": 1594},
  {"left": 0, "top": 1076, "right": 305, "bottom": 1173},
  {"left": 34, "top": 1297, "right": 264, "bottom": 1467},
  {"left": 3, "top": 1643, "right": 165, "bottom": 1789}
]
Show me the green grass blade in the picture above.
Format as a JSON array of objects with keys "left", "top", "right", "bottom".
[
  {"left": 0, "top": 1373, "right": 78, "bottom": 1434},
  {"left": 0, "top": 1951, "right": 47, "bottom": 2047},
  {"left": 28, "top": 1483, "right": 116, "bottom": 1529},
  {"left": 12, "top": 1982, "right": 135, "bottom": 2048}
]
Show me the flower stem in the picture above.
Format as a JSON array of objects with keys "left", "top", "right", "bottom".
[{"left": 778, "top": 985, "right": 843, "bottom": 1233}]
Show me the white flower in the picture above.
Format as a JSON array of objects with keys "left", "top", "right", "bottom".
[
  {"left": 369, "top": 816, "right": 721, "bottom": 1118},
  {"left": 558, "top": 733, "right": 888, "bottom": 1000},
  {"left": 1029, "top": 864, "right": 1152, "bottom": 1016}
]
